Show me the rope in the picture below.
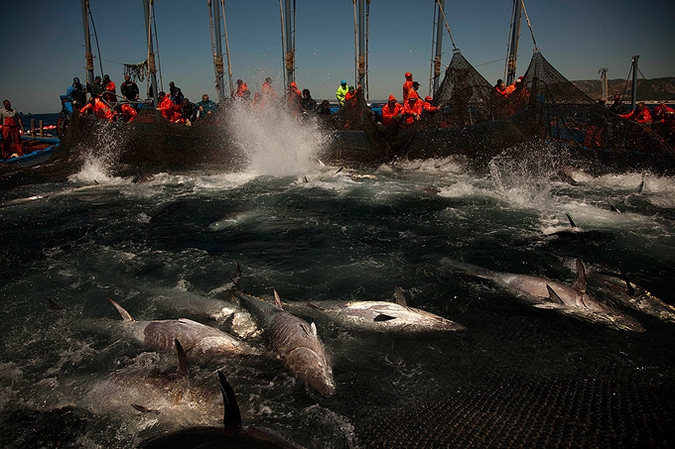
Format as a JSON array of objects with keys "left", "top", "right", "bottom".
[
  {"left": 520, "top": 0, "right": 539, "bottom": 51},
  {"left": 88, "top": 7, "right": 104, "bottom": 76},
  {"left": 435, "top": 0, "right": 457, "bottom": 51}
]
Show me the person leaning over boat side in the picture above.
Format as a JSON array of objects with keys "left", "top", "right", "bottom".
[
  {"left": 79, "top": 95, "right": 114, "bottom": 122},
  {"left": 181, "top": 98, "right": 197, "bottom": 125},
  {"left": 402, "top": 91, "right": 424, "bottom": 124},
  {"left": 115, "top": 102, "right": 137, "bottom": 122},
  {"left": 335, "top": 80, "right": 348, "bottom": 107},
  {"left": 121, "top": 74, "right": 140, "bottom": 103},
  {"left": 157, "top": 91, "right": 174, "bottom": 121},
  {"left": 652, "top": 102, "right": 674, "bottom": 123},
  {"left": 402, "top": 72, "right": 414, "bottom": 101},
  {"left": 1, "top": 100, "right": 24, "bottom": 158},
  {"left": 88, "top": 76, "right": 105, "bottom": 99},
  {"left": 494, "top": 79, "right": 508, "bottom": 97},
  {"left": 300, "top": 89, "right": 317, "bottom": 114},
  {"left": 196, "top": 94, "right": 218, "bottom": 118},
  {"left": 102, "top": 74, "right": 117, "bottom": 104},
  {"left": 608, "top": 94, "right": 625, "bottom": 114},
  {"left": 233, "top": 79, "right": 250, "bottom": 101},
  {"left": 261, "top": 77, "right": 279, "bottom": 108},
  {"left": 381, "top": 94, "right": 404, "bottom": 128},
  {"left": 286, "top": 81, "right": 302, "bottom": 114},
  {"left": 66, "top": 77, "right": 87, "bottom": 110},
  {"left": 620, "top": 102, "right": 652, "bottom": 125},
  {"left": 317, "top": 99, "right": 331, "bottom": 115}
]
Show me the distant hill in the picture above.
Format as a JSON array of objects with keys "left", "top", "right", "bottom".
[{"left": 571, "top": 77, "right": 675, "bottom": 102}]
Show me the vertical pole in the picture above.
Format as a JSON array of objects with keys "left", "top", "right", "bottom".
[
  {"left": 357, "top": 0, "right": 366, "bottom": 91},
  {"left": 284, "top": 0, "right": 295, "bottom": 85},
  {"left": 144, "top": 0, "right": 159, "bottom": 106},
  {"left": 221, "top": 1, "right": 235, "bottom": 97},
  {"left": 630, "top": 55, "right": 639, "bottom": 111},
  {"left": 81, "top": 0, "right": 94, "bottom": 85},
  {"left": 431, "top": 0, "right": 445, "bottom": 97},
  {"left": 209, "top": 0, "right": 226, "bottom": 103},
  {"left": 506, "top": 0, "right": 522, "bottom": 86}
]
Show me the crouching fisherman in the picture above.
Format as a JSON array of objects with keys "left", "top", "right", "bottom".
[{"left": 79, "top": 94, "right": 114, "bottom": 121}]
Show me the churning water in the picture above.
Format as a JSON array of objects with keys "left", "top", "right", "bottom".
[{"left": 1, "top": 117, "right": 675, "bottom": 447}]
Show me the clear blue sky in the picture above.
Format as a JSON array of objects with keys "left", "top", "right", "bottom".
[{"left": 2, "top": 0, "right": 674, "bottom": 113}]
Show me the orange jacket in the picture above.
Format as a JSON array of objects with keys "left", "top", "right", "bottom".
[
  {"left": 118, "top": 103, "right": 137, "bottom": 122},
  {"left": 235, "top": 82, "right": 249, "bottom": 98},
  {"left": 402, "top": 72, "right": 414, "bottom": 100},
  {"left": 158, "top": 95, "right": 175, "bottom": 120},
  {"left": 402, "top": 95, "right": 424, "bottom": 124},
  {"left": 620, "top": 106, "right": 652, "bottom": 124},
  {"left": 80, "top": 97, "right": 114, "bottom": 120},
  {"left": 382, "top": 96, "right": 404, "bottom": 126}
]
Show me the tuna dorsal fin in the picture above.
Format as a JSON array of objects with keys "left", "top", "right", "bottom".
[
  {"left": 45, "top": 296, "right": 63, "bottom": 310},
  {"left": 302, "top": 300, "right": 324, "bottom": 310},
  {"left": 231, "top": 263, "right": 243, "bottom": 291},
  {"left": 273, "top": 289, "right": 283, "bottom": 309},
  {"left": 393, "top": 286, "right": 408, "bottom": 306},
  {"left": 217, "top": 370, "right": 242, "bottom": 432},
  {"left": 310, "top": 322, "right": 318, "bottom": 337},
  {"left": 107, "top": 298, "right": 134, "bottom": 322},
  {"left": 565, "top": 213, "right": 577, "bottom": 228},
  {"left": 374, "top": 314, "right": 397, "bottom": 322},
  {"left": 174, "top": 339, "right": 189, "bottom": 378},
  {"left": 546, "top": 285, "right": 565, "bottom": 304},
  {"left": 572, "top": 259, "right": 587, "bottom": 293},
  {"left": 619, "top": 268, "right": 636, "bottom": 296}
]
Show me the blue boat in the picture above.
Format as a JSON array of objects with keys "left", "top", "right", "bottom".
[{"left": 0, "top": 136, "right": 60, "bottom": 168}]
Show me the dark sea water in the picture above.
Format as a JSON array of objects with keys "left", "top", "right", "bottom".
[{"left": 1, "top": 111, "right": 675, "bottom": 448}]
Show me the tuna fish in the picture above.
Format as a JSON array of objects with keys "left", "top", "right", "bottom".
[
  {"left": 447, "top": 259, "right": 644, "bottom": 332},
  {"left": 140, "top": 370, "right": 304, "bottom": 449},
  {"left": 231, "top": 267, "right": 335, "bottom": 396},
  {"left": 282, "top": 286, "right": 466, "bottom": 333},
  {"left": 107, "top": 298, "right": 260, "bottom": 359}
]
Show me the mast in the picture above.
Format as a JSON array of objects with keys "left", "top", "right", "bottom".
[
  {"left": 81, "top": 0, "right": 94, "bottom": 85},
  {"left": 598, "top": 67, "right": 608, "bottom": 102},
  {"left": 280, "top": 0, "right": 295, "bottom": 87},
  {"left": 505, "top": 0, "right": 523, "bottom": 86},
  {"left": 352, "top": 0, "right": 368, "bottom": 100},
  {"left": 630, "top": 55, "right": 639, "bottom": 111},
  {"left": 143, "top": 0, "right": 159, "bottom": 105},
  {"left": 208, "top": 0, "right": 227, "bottom": 102},
  {"left": 430, "top": 0, "right": 445, "bottom": 97}
]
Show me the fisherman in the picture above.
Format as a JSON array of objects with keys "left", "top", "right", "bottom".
[
  {"left": 300, "top": 88, "right": 317, "bottom": 114},
  {"left": 261, "top": 77, "right": 278, "bottom": 103},
  {"left": 157, "top": 91, "right": 175, "bottom": 121},
  {"left": 88, "top": 76, "right": 105, "bottom": 99},
  {"left": 402, "top": 91, "right": 424, "bottom": 124},
  {"left": 344, "top": 85, "right": 358, "bottom": 104},
  {"left": 402, "top": 72, "right": 414, "bottom": 101},
  {"left": 1, "top": 100, "right": 24, "bottom": 158},
  {"left": 196, "top": 94, "right": 218, "bottom": 118},
  {"left": 620, "top": 102, "right": 652, "bottom": 124},
  {"left": 421, "top": 95, "right": 439, "bottom": 113},
  {"left": 317, "top": 99, "right": 331, "bottom": 115},
  {"left": 286, "top": 81, "right": 302, "bottom": 113},
  {"left": 652, "top": 102, "right": 675, "bottom": 122},
  {"left": 494, "top": 79, "right": 508, "bottom": 97},
  {"left": 102, "top": 74, "right": 117, "bottom": 104},
  {"left": 115, "top": 102, "right": 137, "bottom": 122},
  {"left": 79, "top": 95, "right": 114, "bottom": 121},
  {"left": 233, "top": 79, "right": 250, "bottom": 101},
  {"left": 66, "top": 77, "right": 87, "bottom": 109},
  {"left": 608, "top": 94, "right": 624, "bottom": 114},
  {"left": 335, "top": 80, "right": 348, "bottom": 107},
  {"left": 181, "top": 97, "right": 198, "bottom": 125},
  {"left": 121, "top": 74, "right": 140, "bottom": 102},
  {"left": 381, "top": 94, "right": 404, "bottom": 127}
]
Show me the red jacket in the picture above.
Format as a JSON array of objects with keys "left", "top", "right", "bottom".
[
  {"left": 158, "top": 95, "right": 175, "bottom": 120},
  {"left": 402, "top": 96, "right": 424, "bottom": 124},
  {"left": 620, "top": 106, "right": 652, "bottom": 124},
  {"left": 382, "top": 96, "right": 404, "bottom": 126}
]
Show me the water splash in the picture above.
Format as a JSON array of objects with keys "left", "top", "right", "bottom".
[{"left": 227, "top": 102, "right": 330, "bottom": 176}]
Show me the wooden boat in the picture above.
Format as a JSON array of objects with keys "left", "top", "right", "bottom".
[{"left": 0, "top": 137, "right": 60, "bottom": 168}]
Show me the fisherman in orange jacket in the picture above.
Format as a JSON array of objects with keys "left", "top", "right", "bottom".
[
  {"left": 287, "top": 81, "right": 302, "bottom": 113},
  {"left": 402, "top": 91, "right": 424, "bottom": 124},
  {"left": 79, "top": 96, "right": 114, "bottom": 121},
  {"left": 234, "top": 79, "right": 250, "bottom": 101},
  {"left": 116, "top": 103, "right": 138, "bottom": 122},
  {"left": 402, "top": 72, "right": 414, "bottom": 101},
  {"left": 157, "top": 91, "right": 175, "bottom": 121},
  {"left": 381, "top": 94, "right": 404, "bottom": 127},
  {"left": 620, "top": 102, "right": 652, "bottom": 124}
]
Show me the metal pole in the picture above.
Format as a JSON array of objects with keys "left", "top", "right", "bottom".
[
  {"left": 357, "top": 0, "right": 366, "bottom": 90},
  {"left": 506, "top": 0, "right": 522, "bottom": 86},
  {"left": 209, "top": 0, "right": 226, "bottom": 102},
  {"left": 284, "top": 0, "right": 295, "bottom": 85},
  {"left": 220, "top": 1, "right": 235, "bottom": 97},
  {"left": 431, "top": 0, "right": 445, "bottom": 97},
  {"left": 81, "top": 0, "right": 94, "bottom": 85},
  {"left": 631, "top": 55, "right": 639, "bottom": 111},
  {"left": 144, "top": 0, "right": 159, "bottom": 106}
]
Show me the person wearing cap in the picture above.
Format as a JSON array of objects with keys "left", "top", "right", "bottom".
[
  {"left": 336, "top": 79, "right": 349, "bottom": 107},
  {"left": 403, "top": 72, "right": 414, "bottom": 101},
  {"left": 421, "top": 95, "right": 439, "bottom": 113},
  {"left": 121, "top": 74, "right": 140, "bottom": 102},
  {"left": 66, "top": 77, "right": 87, "bottom": 108},
  {"left": 287, "top": 81, "right": 302, "bottom": 113},
  {"left": 381, "top": 94, "right": 404, "bottom": 127},
  {"left": 402, "top": 91, "right": 424, "bottom": 124},
  {"left": 234, "top": 79, "right": 250, "bottom": 101}
]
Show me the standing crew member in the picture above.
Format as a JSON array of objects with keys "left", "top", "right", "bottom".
[
  {"left": 121, "top": 75, "right": 140, "bottom": 102},
  {"left": 1, "top": 100, "right": 24, "bottom": 158},
  {"left": 402, "top": 72, "right": 414, "bottom": 101},
  {"left": 336, "top": 80, "right": 348, "bottom": 107}
]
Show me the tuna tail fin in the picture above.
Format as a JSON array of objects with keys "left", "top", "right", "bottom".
[
  {"left": 637, "top": 174, "right": 645, "bottom": 193},
  {"left": 571, "top": 259, "right": 588, "bottom": 293},
  {"left": 217, "top": 370, "right": 242, "bottom": 432},
  {"left": 393, "top": 286, "right": 408, "bottom": 307},
  {"left": 107, "top": 298, "right": 135, "bottom": 322},
  {"left": 174, "top": 339, "right": 189, "bottom": 378},
  {"left": 619, "top": 268, "right": 636, "bottom": 296}
]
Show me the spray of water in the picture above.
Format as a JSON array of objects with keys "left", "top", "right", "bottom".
[
  {"left": 227, "top": 101, "right": 330, "bottom": 176},
  {"left": 69, "top": 122, "right": 127, "bottom": 183}
]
